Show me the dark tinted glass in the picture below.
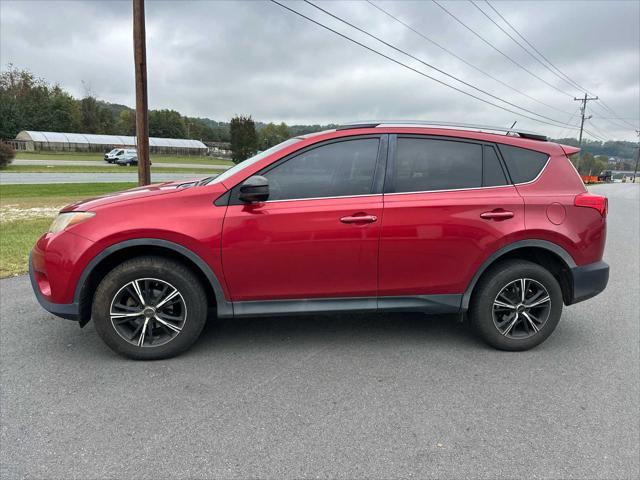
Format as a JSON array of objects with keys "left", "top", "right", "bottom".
[
  {"left": 264, "top": 138, "right": 379, "bottom": 200},
  {"left": 394, "top": 138, "right": 482, "bottom": 192},
  {"left": 483, "top": 146, "right": 508, "bottom": 186},
  {"left": 497, "top": 144, "right": 549, "bottom": 183}
]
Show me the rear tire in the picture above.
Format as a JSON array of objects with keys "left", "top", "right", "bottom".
[
  {"left": 469, "top": 259, "right": 563, "bottom": 351},
  {"left": 92, "top": 256, "right": 208, "bottom": 360}
]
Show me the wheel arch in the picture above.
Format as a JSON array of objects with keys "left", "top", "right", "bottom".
[
  {"left": 75, "top": 239, "right": 232, "bottom": 325},
  {"left": 462, "top": 240, "right": 576, "bottom": 311}
]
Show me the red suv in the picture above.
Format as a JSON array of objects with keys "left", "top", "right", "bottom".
[{"left": 29, "top": 123, "right": 609, "bottom": 359}]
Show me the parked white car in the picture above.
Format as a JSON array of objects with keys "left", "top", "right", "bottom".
[{"left": 104, "top": 148, "right": 137, "bottom": 165}]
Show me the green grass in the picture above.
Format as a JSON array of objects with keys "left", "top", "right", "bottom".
[
  {"left": 0, "top": 182, "right": 139, "bottom": 278},
  {"left": 1, "top": 182, "right": 137, "bottom": 199},
  {"left": 15, "top": 151, "right": 233, "bottom": 166},
  {"left": 4, "top": 164, "right": 224, "bottom": 174},
  {"left": 0, "top": 218, "right": 52, "bottom": 277}
]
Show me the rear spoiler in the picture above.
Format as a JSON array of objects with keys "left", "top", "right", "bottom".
[{"left": 560, "top": 144, "right": 580, "bottom": 156}]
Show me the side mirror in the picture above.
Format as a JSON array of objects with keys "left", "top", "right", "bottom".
[{"left": 238, "top": 175, "right": 269, "bottom": 203}]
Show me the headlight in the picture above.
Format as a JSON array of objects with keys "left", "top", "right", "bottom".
[{"left": 49, "top": 212, "right": 95, "bottom": 233}]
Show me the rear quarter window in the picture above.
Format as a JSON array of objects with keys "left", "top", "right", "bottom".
[{"left": 497, "top": 144, "right": 549, "bottom": 183}]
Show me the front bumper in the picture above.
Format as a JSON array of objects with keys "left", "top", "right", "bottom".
[
  {"left": 29, "top": 253, "right": 80, "bottom": 321},
  {"left": 568, "top": 260, "right": 609, "bottom": 305}
]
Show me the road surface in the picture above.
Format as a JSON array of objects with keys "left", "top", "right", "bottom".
[
  {"left": 1, "top": 184, "right": 638, "bottom": 479},
  {"left": 14, "top": 159, "right": 231, "bottom": 170}
]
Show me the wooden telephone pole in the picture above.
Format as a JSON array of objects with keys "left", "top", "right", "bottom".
[
  {"left": 133, "top": 0, "right": 150, "bottom": 186},
  {"left": 573, "top": 92, "right": 598, "bottom": 173}
]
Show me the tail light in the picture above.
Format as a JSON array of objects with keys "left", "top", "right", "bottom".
[{"left": 575, "top": 192, "right": 608, "bottom": 216}]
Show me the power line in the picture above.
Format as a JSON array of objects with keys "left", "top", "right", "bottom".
[
  {"left": 365, "top": 0, "right": 573, "bottom": 116},
  {"left": 554, "top": 107, "right": 580, "bottom": 139},
  {"left": 268, "top": 0, "right": 579, "bottom": 130},
  {"left": 470, "top": 0, "right": 588, "bottom": 96},
  {"left": 483, "top": 1, "right": 587, "bottom": 94},
  {"left": 575, "top": 93, "right": 600, "bottom": 169},
  {"left": 304, "top": 0, "right": 573, "bottom": 127},
  {"left": 483, "top": 1, "right": 638, "bottom": 131},
  {"left": 590, "top": 102, "right": 638, "bottom": 130},
  {"left": 431, "top": 0, "right": 574, "bottom": 98}
]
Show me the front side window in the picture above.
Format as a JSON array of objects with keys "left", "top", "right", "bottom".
[
  {"left": 393, "top": 138, "right": 482, "bottom": 192},
  {"left": 263, "top": 138, "right": 380, "bottom": 201},
  {"left": 207, "top": 138, "right": 302, "bottom": 185}
]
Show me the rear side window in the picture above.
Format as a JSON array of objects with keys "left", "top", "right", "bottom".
[
  {"left": 497, "top": 144, "right": 549, "bottom": 183},
  {"left": 263, "top": 138, "right": 379, "bottom": 201},
  {"left": 394, "top": 138, "right": 482, "bottom": 192},
  {"left": 483, "top": 146, "right": 508, "bottom": 187}
]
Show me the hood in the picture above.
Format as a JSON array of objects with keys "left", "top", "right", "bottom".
[{"left": 61, "top": 179, "right": 202, "bottom": 212}]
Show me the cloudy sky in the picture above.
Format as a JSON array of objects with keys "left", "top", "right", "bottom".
[{"left": 1, "top": 0, "right": 639, "bottom": 140}]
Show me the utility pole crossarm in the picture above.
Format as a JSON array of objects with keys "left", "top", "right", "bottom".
[{"left": 574, "top": 93, "right": 599, "bottom": 173}]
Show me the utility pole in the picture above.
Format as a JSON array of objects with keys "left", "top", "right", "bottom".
[
  {"left": 133, "top": 0, "right": 150, "bottom": 186},
  {"left": 633, "top": 129, "right": 640, "bottom": 183},
  {"left": 574, "top": 93, "right": 598, "bottom": 173}
]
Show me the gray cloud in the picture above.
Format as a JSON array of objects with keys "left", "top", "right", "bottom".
[{"left": 1, "top": 0, "right": 638, "bottom": 140}]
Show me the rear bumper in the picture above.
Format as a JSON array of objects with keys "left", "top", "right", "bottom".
[
  {"left": 29, "top": 253, "right": 80, "bottom": 321},
  {"left": 568, "top": 260, "right": 609, "bottom": 305}
]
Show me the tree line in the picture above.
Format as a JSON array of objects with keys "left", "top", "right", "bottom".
[{"left": 1, "top": 65, "right": 636, "bottom": 167}]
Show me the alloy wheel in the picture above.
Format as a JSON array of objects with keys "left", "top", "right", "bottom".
[
  {"left": 109, "top": 278, "right": 187, "bottom": 348},
  {"left": 492, "top": 278, "right": 551, "bottom": 339}
]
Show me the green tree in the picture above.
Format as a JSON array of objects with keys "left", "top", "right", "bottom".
[
  {"left": 258, "top": 122, "right": 290, "bottom": 150},
  {"left": 230, "top": 115, "right": 257, "bottom": 163},
  {"left": 149, "top": 109, "right": 186, "bottom": 138},
  {"left": 79, "top": 96, "right": 114, "bottom": 134},
  {"left": 116, "top": 110, "right": 136, "bottom": 136},
  {"left": 0, "top": 65, "right": 80, "bottom": 138}
]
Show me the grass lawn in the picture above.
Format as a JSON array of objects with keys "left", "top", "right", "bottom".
[
  {"left": 15, "top": 151, "right": 233, "bottom": 166},
  {"left": 4, "top": 164, "right": 224, "bottom": 174},
  {"left": 0, "top": 183, "right": 136, "bottom": 278}
]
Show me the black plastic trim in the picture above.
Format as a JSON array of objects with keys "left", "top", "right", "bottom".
[
  {"left": 568, "top": 260, "right": 609, "bottom": 305},
  {"left": 461, "top": 240, "right": 577, "bottom": 310},
  {"left": 74, "top": 239, "right": 234, "bottom": 318},
  {"left": 232, "top": 294, "right": 462, "bottom": 317},
  {"left": 29, "top": 253, "right": 80, "bottom": 321},
  {"left": 336, "top": 123, "right": 380, "bottom": 130}
]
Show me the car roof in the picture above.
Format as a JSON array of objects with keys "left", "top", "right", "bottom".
[{"left": 304, "top": 122, "right": 565, "bottom": 155}]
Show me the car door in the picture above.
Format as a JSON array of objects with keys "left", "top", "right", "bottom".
[
  {"left": 221, "top": 135, "right": 387, "bottom": 302},
  {"left": 378, "top": 135, "right": 525, "bottom": 298}
]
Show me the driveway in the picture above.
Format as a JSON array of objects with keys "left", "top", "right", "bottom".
[{"left": 1, "top": 184, "right": 638, "bottom": 479}]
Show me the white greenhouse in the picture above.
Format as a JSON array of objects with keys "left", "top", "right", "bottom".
[{"left": 14, "top": 131, "right": 208, "bottom": 155}]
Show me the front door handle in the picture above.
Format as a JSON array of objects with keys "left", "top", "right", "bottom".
[
  {"left": 340, "top": 215, "right": 378, "bottom": 224},
  {"left": 480, "top": 210, "right": 514, "bottom": 220}
]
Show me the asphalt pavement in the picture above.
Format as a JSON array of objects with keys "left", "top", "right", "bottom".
[
  {"left": 1, "top": 183, "right": 638, "bottom": 479},
  {"left": 14, "top": 159, "right": 231, "bottom": 170}
]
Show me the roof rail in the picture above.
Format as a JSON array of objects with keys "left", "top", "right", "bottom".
[{"left": 337, "top": 120, "right": 548, "bottom": 141}]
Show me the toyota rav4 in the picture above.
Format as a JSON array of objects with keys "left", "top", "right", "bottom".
[{"left": 30, "top": 123, "right": 609, "bottom": 359}]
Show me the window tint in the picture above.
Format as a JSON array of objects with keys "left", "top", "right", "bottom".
[
  {"left": 483, "top": 146, "right": 508, "bottom": 186},
  {"left": 497, "top": 144, "right": 549, "bottom": 183},
  {"left": 263, "top": 138, "right": 379, "bottom": 201},
  {"left": 394, "top": 138, "right": 482, "bottom": 192}
]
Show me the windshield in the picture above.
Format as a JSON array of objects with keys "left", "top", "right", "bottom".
[{"left": 203, "top": 137, "right": 302, "bottom": 185}]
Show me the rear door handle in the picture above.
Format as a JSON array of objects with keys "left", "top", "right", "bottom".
[
  {"left": 480, "top": 210, "right": 514, "bottom": 220},
  {"left": 340, "top": 215, "right": 378, "bottom": 224}
]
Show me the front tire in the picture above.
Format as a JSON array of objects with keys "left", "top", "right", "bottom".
[
  {"left": 92, "top": 256, "right": 208, "bottom": 360},
  {"left": 469, "top": 259, "right": 563, "bottom": 351}
]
